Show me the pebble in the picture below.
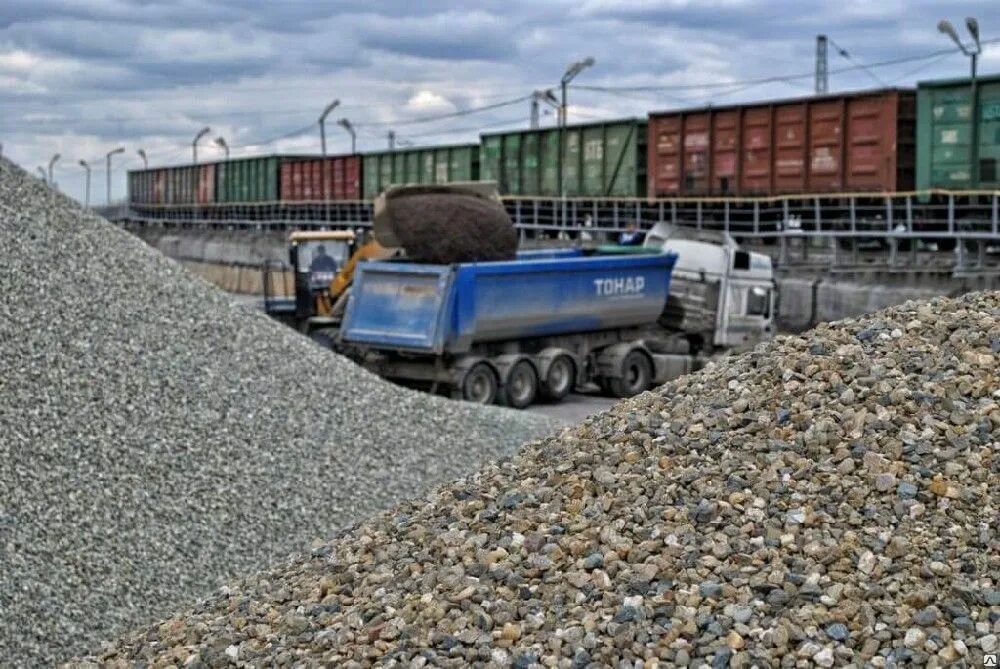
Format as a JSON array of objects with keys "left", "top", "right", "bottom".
[
  {"left": 825, "top": 623, "right": 849, "bottom": 641},
  {"left": 80, "top": 289, "right": 1000, "bottom": 667},
  {"left": 0, "top": 159, "right": 555, "bottom": 664},
  {"left": 813, "top": 646, "right": 835, "bottom": 667},
  {"left": 904, "top": 628, "right": 927, "bottom": 648}
]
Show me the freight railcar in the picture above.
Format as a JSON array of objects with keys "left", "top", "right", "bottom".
[
  {"left": 480, "top": 118, "right": 647, "bottom": 198},
  {"left": 127, "top": 154, "right": 363, "bottom": 207},
  {"left": 647, "top": 88, "right": 915, "bottom": 197},
  {"left": 916, "top": 74, "right": 1000, "bottom": 191},
  {"left": 362, "top": 144, "right": 479, "bottom": 200},
  {"left": 128, "top": 163, "right": 215, "bottom": 205}
]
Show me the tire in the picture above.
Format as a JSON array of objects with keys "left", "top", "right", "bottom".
[
  {"left": 310, "top": 332, "right": 334, "bottom": 350},
  {"left": 608, "top": 350, "right": 652, "bottom": 398},
  {"left": 461, "top": 363, "right": 498, "bottom": 405},
  {"left": 541, "top": 355, "right": 575, "bottom": 402},
  {"left": 503, "top": 360, "right": 538, "bottom": 409}
]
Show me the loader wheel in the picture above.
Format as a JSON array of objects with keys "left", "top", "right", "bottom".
[
  {"left": 608, "top": 351, "right": 652, "bottom": 398},
  {"left": 461, "top": 363, "right": 498, "bottom": 405},
  {"left": 541, "top": 355, "right": 575, "bottom": 402},
  {"left": 503, "top": 360, "right": 538, "bottom": 409}
]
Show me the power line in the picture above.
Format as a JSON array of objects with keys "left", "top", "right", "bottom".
[
  {"left": 827, "top": 37, "right": 888, "bottom": 87},
  {"left": 571, "top": 39, "right": 1000, "bottom": 94},
  {"left": 354, "top": 95, "right": 531, "bottom": 128}
]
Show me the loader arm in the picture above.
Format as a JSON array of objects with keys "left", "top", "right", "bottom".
[{"left": 317, "top": 239, "right": 398, "bottom": 317}]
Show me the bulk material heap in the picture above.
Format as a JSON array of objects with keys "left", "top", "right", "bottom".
[{"left": 88, "top": 291, "right": 999, "bottom": 667}]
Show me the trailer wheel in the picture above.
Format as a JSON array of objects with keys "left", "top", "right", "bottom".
[
  {"left": 461, "top": 363, "right": 499, "bottom": 405},
  {"left": 541, "top": 355, "right": 575, "bottom": 402},
  {"left": 503, "top": 360, "right": 538, "bottom": 409},
  {"left": 609, "top": 351, "right": 652, "bottom": 398}
]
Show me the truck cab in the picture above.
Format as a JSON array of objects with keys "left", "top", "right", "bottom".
[{"left": 643, "top": 224, "right": 775, "bottom": 352}]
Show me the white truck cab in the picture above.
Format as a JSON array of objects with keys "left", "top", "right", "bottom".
[{"left": 643, "top": 223, "right": 775, "bottom": 352}]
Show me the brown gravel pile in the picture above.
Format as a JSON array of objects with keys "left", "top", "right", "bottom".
[
  {"left": 383, "top": 193, "right": 517, "bottom": 264},
  {"left": 84, "top": 292, "right": 999, "bottom": 668}
]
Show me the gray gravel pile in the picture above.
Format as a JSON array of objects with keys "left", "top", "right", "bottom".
[
  {"left": 89, "top": 291, "right": 999, "bottom": 668},
  {"left": 0, "top": 159, "right": 556, "bottom": 664}
]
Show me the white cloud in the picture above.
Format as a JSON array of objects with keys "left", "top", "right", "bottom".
[
  {"left": 406, "top": 90, "right": 455, "bottom": 112},
  {"left": 0, "top": 49, "right": 39, "bottom": 71}
]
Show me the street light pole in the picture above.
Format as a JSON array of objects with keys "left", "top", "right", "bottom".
[
  {"left": 48, "top": 153, "right": 60, "bottom": 189},
  {"left": 319, "top": 99, "right": 340, "bottom": 156},
  {"left": 558, "top": 57, "right": 595, "bottom": 204},
  {"left": 79, "top": 160, "right": 91, "bottom": 207},
  {"left": 192, "top": 127, "right": 210, "bottom": 164},
  {"left": 137, "top": 149, "right": 148, "bottom": 169},
  {"left": 388, "top": 131, "right": 396, "bottom": 150},
  {"left": 215, "top": 137, "right": 230, "bottom": 159},
  {"left": 106, "top": 146, "right": 125, "bottom": 205},
  {"left": 938, "top": 17, "right": 983, "bottom": 185},
  {"left": 338, "top": 118, "right": 356, "bottom": 154}
]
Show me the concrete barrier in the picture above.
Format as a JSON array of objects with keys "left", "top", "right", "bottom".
[{"left": 814, "top": 282, "right": 946, "bottom": 325}]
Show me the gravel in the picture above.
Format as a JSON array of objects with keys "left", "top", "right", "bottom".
[
  {"left": 85, "top": 289, "right": 999, "bottom": 667},
  {"left": 0, "top": 159, "right": 556, "bottom": 664}
]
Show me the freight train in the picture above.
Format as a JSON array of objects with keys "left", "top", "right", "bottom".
[{"left": 127, "top": 75, "right": 1000, "bottom": 209}]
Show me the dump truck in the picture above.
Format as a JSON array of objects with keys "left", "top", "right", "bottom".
[{"left": 265, "top": 184, "right": 775, "bottom": 407}]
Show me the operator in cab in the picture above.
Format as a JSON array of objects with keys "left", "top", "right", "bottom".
[{"left": 309, "top": 244, "right": 339, "bottom": 290}]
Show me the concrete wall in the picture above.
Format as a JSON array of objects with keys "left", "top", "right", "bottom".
[
  {"left": 125, "top": 226, "right": 1000, "bottom": 326},
  {"left": 776, "top": 270, "right": 999, "bottom": 332}
]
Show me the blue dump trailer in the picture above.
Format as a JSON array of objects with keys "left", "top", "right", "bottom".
[{"left": 338, "top": 249, "right": 696, "bottom": 407}]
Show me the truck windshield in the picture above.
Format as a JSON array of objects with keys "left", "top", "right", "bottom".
[{"left": 748, "top": 286, "right": 771, "bottom": 317}]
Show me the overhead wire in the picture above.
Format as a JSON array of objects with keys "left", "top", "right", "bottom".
[
  {"left": 571, "top": 38, "right": 1000, "bottom": 94},
  {"left": 827, "top": 37, "right": 889, "bottom": 87}
]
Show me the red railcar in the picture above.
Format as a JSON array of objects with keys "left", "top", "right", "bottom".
[
  {"left": 278, "top": 155, "right": 362, "bottom": 201},
  {"left": 647, "top": 88, "right": 915, "bottom": 197}
]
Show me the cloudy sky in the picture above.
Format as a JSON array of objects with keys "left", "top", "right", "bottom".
[{"left": 1, "top": 0, "right": 997, "bottom": 203}]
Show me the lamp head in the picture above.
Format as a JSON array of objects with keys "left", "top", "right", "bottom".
[{"left": 965, "top": 17, "right": 981, "bottom": 50}]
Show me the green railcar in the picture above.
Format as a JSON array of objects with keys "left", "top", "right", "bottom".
[
  {"left": 215, "top": 156, "right": 279, "bottom": 203},
  {"left": 480, "top": 119, "right": 647, "bottom": 198},
  {"left": 916, "top": 74, "right": 1000, "bottom": 190},
  {"left": 361, "top": 144, "right": 480, "bottom": 200}
]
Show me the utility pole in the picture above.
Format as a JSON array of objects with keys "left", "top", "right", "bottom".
[
  {"left": 559, "top": 58, "right": 595, "bottom": 204},
  {"left": 815, "top": 35, "right": 828, "bottom": 94},
  {"left": 338, "top": 118, "right": 356, "bottom": 154},
  {"left": 938, "top": 18, "right": 982, "bottom": 186},
  {"left": 193, "top": 127, "right": 210, "bottom": 163},
  {"left": 106, "top": 146, "right": 124, "bottom": 205},
  {"left": 319, "top": 99, "right": 340, "bottom": 156},
  {"left": 388, "top": 131, "right": 396, "bottom": 150},
  {"left": 79, "top": 160, "right": 91, "bottom": 207},
  {"left": 48, "top": 153, "right": 60, "bottom": 189}
]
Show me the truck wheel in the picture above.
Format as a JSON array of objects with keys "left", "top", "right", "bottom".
[
  {"left": 310, "top": 332, "right": 334, "bottom": 350},
  {"left": 609, "top": 351, "right": 652, "bottom": 398},
  {"left": 503, "top": 360, "right": 538, "bottom": 409},
  {"left": 541, "top": 355, "right": 575, "bottom": 402},
  {"left": 462, "top": 363, "right": 499, "bottom": 405}
]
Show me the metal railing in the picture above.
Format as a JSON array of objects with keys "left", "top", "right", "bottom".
[{"left": 111, "top": 191, "right": 1000, "bottom": 270}]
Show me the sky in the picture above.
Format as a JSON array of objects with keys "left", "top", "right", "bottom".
[{"left": 1, "top": 0, "right": 998, "bottom": 204}]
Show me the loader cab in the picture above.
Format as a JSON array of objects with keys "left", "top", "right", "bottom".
[{"left": 288, "top": 230, "right": 357, "bottom": 320}]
